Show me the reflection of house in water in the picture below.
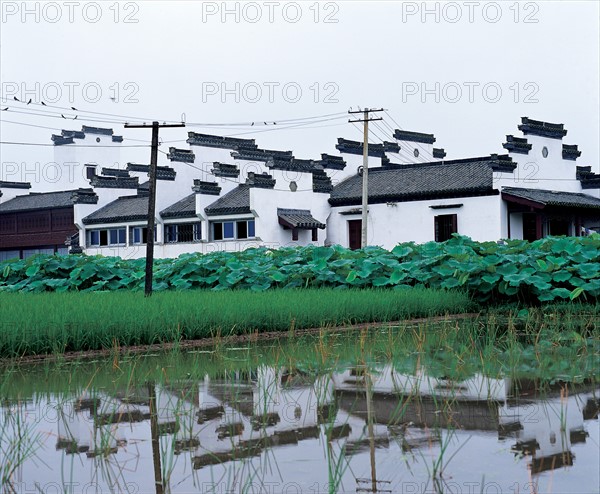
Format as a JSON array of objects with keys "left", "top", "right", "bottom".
[
  {"left": 499, "top": 381, "right": 599, "bottom": 475},
  {"left": 48, "top": 365, "right": 598, "bottom": 480},
  {"left": 333, "top": 365, "right": 507, "bottom": 431}
]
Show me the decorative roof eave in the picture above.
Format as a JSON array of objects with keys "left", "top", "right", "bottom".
[
  {"left": 562, "top": 144, "right": 581, "bottom": 161},
  {"left": 83, "top": 213, "right": 149, "bottom": 225},
  {"left": 101, "top": 167, "right": 130, "bottom": 178},
  {"left": 488, "top": 154, "right": 517, "bottom": 173},
  {"left": 503, "top": 135, "right": 532, "bottom": 155},
  {"left": 52, "top": 134, "right": 74, "bottom": 146},
  {"left": 319, "top": 154, "right": 346, "bottom": 170},
  {"left": 212, "top": 162, "right": 240, "bottom": 178},
  {"left": 231, "top": 148, "right": 294, "bottom": 162},
  {"left": 581, "top": 178, "right": 600, "bottom": 189},
  {"left": 518, "top": 117, "right": 567, "bottom": 139},
  {"left": 167, "top": 147, "right": 195, "bottom": 163},
  {"left": 329, "top": 188, "right": 499, "bottom": 208},
  {"left": 433, "top": 148, "right": 447, "bottom": 159},
  {"left": 126, "top": 163, "right": 177, "bottom": 181},
  {"left": 82, "top": 125, "right": 114, "bottom": 136},
  {"left": 186, "top": 131, "right": 257, "bottom": 150},
  {"left": 502, "top": 188, "right": 600, "bottom": 209},
  {"left": 277, "top": 209, "right": 325, "bottom": 230},
  {"left": 576, "top": 166, "right": 600, "bottom": 188},
  {"left": 266, "top": 158, "right": 320, "bottom": 173},
  {"left": 205, "top": 206, "right": 252, "bottom": 217},
  {"left": 61, "top": 129, "right": 85, "bottom": 139},
  {"left": 192, "top": 180, "right": 222, "bottom": 195},
  {"left": 71, "top": 188, "right": 98, "bottom": 204},
  {"left": 0, "top": 180, "right": 31, "bottom": 190},
  {"left": 335, "top": 138, "right": 386, "bottom": 158},
  {"left": 246, "top": 172, "right": 276, "bottom": 189},
  {"left": 393, "top": 129, "right": 436, "bottom": 144},
  {"left": 90, "top": 176, "right": 140, "bottom": 189},
  {"left": 112, "top": 135, "right": 124, "bottom": 143}
]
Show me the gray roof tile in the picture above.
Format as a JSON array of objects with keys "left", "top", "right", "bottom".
[
  {"left": 82, "top": 195, "right": 148, "bottom": 224},
  {"left": 501, "top": 187, "right": 600, "bottom": 209},
  {"left": 277, "top": 208, "right": 325, "bottom": 229},
  {"left": 205, "top": 186, "right": 250, "bottom": 216},
  {"left": 0, "top": 189, "right": 97, "bottom": 213},
  {"left": 329, "top": 159, "right": 496, "bottom": 206},
  {"left": 160, "top": 194, "right": 198, "bottom": 219},
  {"left": 393, "top": 129, "right": 436, "bottom": 144}
]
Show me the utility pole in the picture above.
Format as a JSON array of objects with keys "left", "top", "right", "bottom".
[
  {"left": 348, "top": 108, "right": 384, "bottom": 248},
  {"left": 124, "top": 121, "right": 185, "bottom": 296}
]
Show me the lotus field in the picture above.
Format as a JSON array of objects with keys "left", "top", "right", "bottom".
[{"left": 1, "top": 235, "right": 599, "bottom": 303}]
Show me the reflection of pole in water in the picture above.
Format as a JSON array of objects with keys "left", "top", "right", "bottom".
[
  {"left": 365, "top": 369, "right": 377, "bottom": 493},
  {"left": 147, "top": 381, "right": 164, "bottom": 494}
]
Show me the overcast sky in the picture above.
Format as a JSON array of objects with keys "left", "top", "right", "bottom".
[{"left": 1, "top": 1, "right": 599, "bottom": 181}]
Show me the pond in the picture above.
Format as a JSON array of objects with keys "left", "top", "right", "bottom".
[{"left": 1, "top": 325, "right": 598, "bottom": 494}]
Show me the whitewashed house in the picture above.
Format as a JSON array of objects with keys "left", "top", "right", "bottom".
[
  {"left": 74, "top": 131, "right": 333, "bottom": 258},
  {"left": 328, "top": 118, "right": 600, "bottom": 249},
  {"left": 1, "top": 117, "right": 598, "bottom": 260}
]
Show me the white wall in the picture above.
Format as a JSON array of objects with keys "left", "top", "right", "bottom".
[{"left": 328, "top": 195, "right": 504, "bottom": 249}]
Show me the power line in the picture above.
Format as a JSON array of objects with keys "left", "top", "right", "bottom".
[{"left": 0, "top": 141, "right": 150, "bottom": 148}]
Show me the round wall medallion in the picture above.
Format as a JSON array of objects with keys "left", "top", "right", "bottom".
[
  {"left": 96, "top": 137, "right": 101, "bottom": 143},
  {"left": 414, "top": 148, "right": 419, "bottom": 158},
  {"left": 289, "top": 181, "right": 298, "bottom": 192},
  {"left": 542, "top": 146, "right": 548, "bottom": 158}
]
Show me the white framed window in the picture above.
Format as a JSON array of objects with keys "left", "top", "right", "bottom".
[
  {"left": 130, "top": 225, "right": 158, "bottom": 245},
  {"left": 212, "top": 220, "right": 255, "bottom": 241},
  {"left": 164, "top": 223, "right": 201, "bottom": 243},
  {"left": 88, "top": 228, "right": 126, "bottom": 247}
]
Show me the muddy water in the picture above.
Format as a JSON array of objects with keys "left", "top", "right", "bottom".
[{"left": 1, "top": 335, "right": 598, "bottom": 494}]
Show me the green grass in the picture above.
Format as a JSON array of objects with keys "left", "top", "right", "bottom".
[{"left": 0, "top": 287, "right": 472, "bottom": 357}]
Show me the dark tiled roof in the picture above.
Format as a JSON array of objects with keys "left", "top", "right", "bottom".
[
  {"left": 0, "top": 189, "right": 97, "bottom": 213},
  {"left": 160, "top": 194, "right": 197, "bottom": 219},
  {"left": 91, "top": 176, "right": 139, "bottom": 189},
  {"left": 212, "top": 162, "right": 240, "bottom": 178},
  {"left": 266, "top": 158, "right": 322, "bottom": 173},
  {"left": 518, "top": 117, "right": 567, "bottom": 139},
  {"left": 577, "top": 166, "right": 600, "bottom": 189},
  {"left": 502, "top": 187, "right": 600, "bottom": 209},
  {"left": 232, "top": 148, "right": 293, "bottom": 162},
  {"left": 205, "top": 186, "right": 251, "bottom": 216},
  {"left": 82, "top": 195, "right": 149, "bottom": 224},
  {"left": 433, "top": 148, "right": 447, "bottom": 159},
  {"left": 335, "top": 138, "right": 386, "bottom": 158},
  {"left": 319, "top": 154, "right": 346, "bottom": 170},
  {"left": 246, "top": 172, "right": 276, "bottom": 189},
  {"left": 52, "top": 134, "right": 74, "bottom": 146},
  {"left": 101, "top": 167, "right": 130, "bottom": 178},
  {"left": 82, "top": 126, "right": 114, "bottom": 136},
  {"left": 61, "top": 129, "right": 85, "bottom": 139},
  {"left": 126, "top": 163, "right": 177, "bottom": 181},
  {"left": 277, "top": 209, "right": 325, "bottom": 229},
  {"left": 503, "top": 135, "right": 532, "bottom": 155},
  {"left": 192, "top": 180, "right": 221, "bottom": 195},
  {"left": 112, "top": 135, "right": 124, "bottom": 143},
  {"left": 186, "top": 132, "right": 257, "bottom": 150},
  {"left": 562, "top": 144, "right": 581, "bottom": 161},
  {"left": 0, "top": 181, "right": 31, "bottom": 190},
  {"left": 312, "top": 170, "right": 333, "bottom": 193},
  {"left": 329, "top": 159, "right": 497, "bottom": 207},
  {"left": 167, "top": 147, "right": 195, "bottom": 163},
  {"left": 138, "top": 181, "right": 150, "bottom": 196},
  {"left": 393, "top": 129, "right": 436, "bottom": 144},
  {"left": 383, "top": 141, "right": 400, "bottom": 153}
]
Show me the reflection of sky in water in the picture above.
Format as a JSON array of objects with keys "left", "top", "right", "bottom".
[{"left": 2, "top": 363, "right": 598, "bottom": 494}]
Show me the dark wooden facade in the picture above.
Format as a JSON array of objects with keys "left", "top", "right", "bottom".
[{"left": 0, "top": 206, "right": 76, "bottom": 257}]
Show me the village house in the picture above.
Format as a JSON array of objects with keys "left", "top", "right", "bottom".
[{"left": 0, "top": 117, "right": 598, "bottom": 260}]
